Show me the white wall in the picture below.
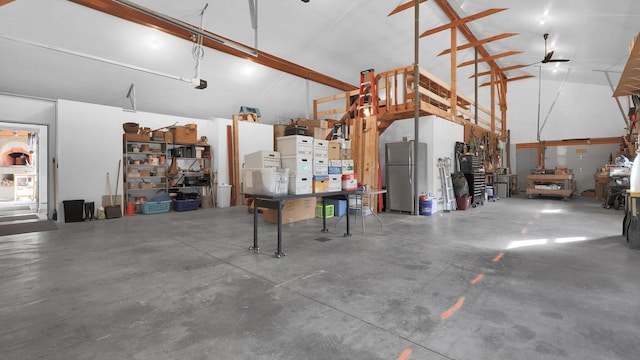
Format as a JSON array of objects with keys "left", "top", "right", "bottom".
[
  {"left": 507, "top": 78, "right": 625, "bottom": 145},
  {"left": 56, "top": 100, "right": 223, "bottom": 222},
  {"left": 379, "top": 116, "right": 464, "bottom": 212},
  {"left": 209, "top": 118, "right": 274, "bottom": 186}
]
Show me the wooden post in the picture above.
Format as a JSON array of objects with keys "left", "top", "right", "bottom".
[
  {"left": 232, "top": 115, "right": 240, "bottom": 206},
  {"left": 350, "top": 116, "right": 380, "bottom": 211},
  {"left": 491, "top": 66, "right": 496, "bottom": 134},
  {"left": 450, "top": 26, "right": 457, "bottom": 122}
]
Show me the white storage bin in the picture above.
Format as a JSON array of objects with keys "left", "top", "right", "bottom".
[
  {"left": 242, "top": 168, "right": 289, "bottom": 196},
  {"left": 328, "top": 175, "right": 342, "bottom": 192},
  {"left": 288, "top": 174, "right": 313, "bottom": 195},
  {"left": 313, "top": 139, "right": 329, "bottom": 157},
  {"left": 276, "top": 135, "right": 313, "bottom": 155},
  {"left": 341, "top": 159, "right": 354, "bottom": 175},
  {"left": 281, "top": 154, "right": 313, "bottom": 175},
  {"left": 244, "top": 150, "right": 281, "bottom": 168},
  {"left": 216, "top": 184, "right": 232, "bottom": 208},
  {"left": 313, "top": 158, "right": 329, "bottom": 175}
]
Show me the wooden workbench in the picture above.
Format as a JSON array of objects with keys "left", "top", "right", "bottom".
[{"left": 526, "top": 173, "right": 575, "bottom": 200}]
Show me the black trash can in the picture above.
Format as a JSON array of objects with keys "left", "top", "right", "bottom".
[{"left": 63, "top": 200, "right": 84, "bottom": 223}]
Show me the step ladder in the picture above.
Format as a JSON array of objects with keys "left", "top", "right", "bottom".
[
  {"left": 438, "top": 157, "right": 457, "bottom": 212},
  {"left": 358, "top": 69, "right": 377, "bottom": 117}
]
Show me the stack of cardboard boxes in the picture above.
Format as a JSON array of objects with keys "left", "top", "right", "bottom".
[{"left": 244, "top": 121, "right": 357, "bottom": 224}]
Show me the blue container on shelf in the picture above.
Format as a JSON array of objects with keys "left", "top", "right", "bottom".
[{"left": 174, "top": 198, "right": 201, "bottom": 212}]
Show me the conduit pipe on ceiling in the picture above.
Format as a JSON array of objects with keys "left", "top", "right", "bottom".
[
  {"left": 0, "top": 34, "right": 198, "bottom": 86},
  {"left": 112, "top": 0, "right": 258, "bottom": 57}
]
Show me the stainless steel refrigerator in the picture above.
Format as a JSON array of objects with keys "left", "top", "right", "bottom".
[{"left": 385, "top": 140, "right": 428, "bottom": 213}]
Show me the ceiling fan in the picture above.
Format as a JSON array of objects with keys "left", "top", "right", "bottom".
[{"left": 540, "top": 33, "right": 570, "bottom": 64}]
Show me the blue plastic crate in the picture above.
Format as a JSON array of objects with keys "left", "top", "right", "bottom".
[
  {"left": 141, "top": 200, "right": 171, "bottom": 215},
  {"left": 324, "top": 198, "right": 347, "bottom": 217},
  {"left": 174, "top": 198, "right": 201, "bottom": 212}
]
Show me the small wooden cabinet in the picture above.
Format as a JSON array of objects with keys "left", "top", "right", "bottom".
[
  {"left": 526, "top": 173, "right": 575, "bottom": 200},
  {"left": 14, "top": 174, "right": 36, "bottom": 201}
]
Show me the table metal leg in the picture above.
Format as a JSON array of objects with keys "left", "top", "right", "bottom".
[
  {"left": 321, "top": 197, "right": 329, "bottom": 233},
  {"left": 344, "top": 194, "right": 352, "bottom": 237},
  {"left": 369, "top": 194, "right": 384, "bottom": 228},
  {"left": 275, "top": 200, "right": 286, "bottom": 258},
  {"left": 250, "top": 197, "right": 260, "bottom": 252}
]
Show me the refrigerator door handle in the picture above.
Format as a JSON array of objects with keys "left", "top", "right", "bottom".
[{"left": 409, "top": 165, "right": 413, "bottom": 185}]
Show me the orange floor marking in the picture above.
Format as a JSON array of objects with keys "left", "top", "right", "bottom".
[
  {"left": 470, "top": 273, "right": 484, "bottom": 284},
  {"left": 441, "top": 296, "right": 465, "bottom": 319},
  {"left": 397, "top": 348, "right": 412, "bottom": 360},
  {"left": 493, "top": 252, "right": 504, "bottom": 262}
]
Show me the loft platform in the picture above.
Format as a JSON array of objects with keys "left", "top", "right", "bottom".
[{"left": 313, "top": 64, "right": 505, "bottom": 139}]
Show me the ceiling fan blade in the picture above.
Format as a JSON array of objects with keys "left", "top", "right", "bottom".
[
  {"left": 548, "top": 59, "right": 570, "bottom": 62},
  {"left": 541, "top": 50, "right": 555, "bottom": 63}
]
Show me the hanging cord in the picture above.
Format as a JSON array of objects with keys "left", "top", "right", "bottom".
[{"left": 192, "top": 3, "right": 208, "bottom": 80}]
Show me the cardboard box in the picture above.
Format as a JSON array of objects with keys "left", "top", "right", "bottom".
[
  {"left": 327, "top": 174, "right": 342, "bottom": 192},
  {"left": 328, "top": 141, "right": 341, "bottom": 160},
  {"left": 263, "top": 197, "right": 317, "bottom": 224},
  {"left": 276, "top": 135, "right": 313, "bottom": 156},
  {"left": 273, "top": 124, "right": 287, "bottom": 149},
  {"left": 297, "top": 119, "right": 328, "bottom": 129},
  {"left": 288, "top": 173, "right": 313, "bottom": 195},
  {"left": 312, "top": 127, "right": 332, "bottom": 140},
  {"left": 313, "top": 175, "right": 329, "bottom": 193},
  {"left": 281, "top": 154, "right": 313, "bottom": 174},
  {"left": 245, "top": 150, "right": 281, "bottom": 168},
  {"left": 169, "top": 125, "right": 197, "bottom": 144},
  {"left": 124, "top": 133, "right": 150, "bottom": 141},
  {"left": 341, "top": 159, "right": 354, "bottom": 175},
  {"left": 313, "top": 139, "right": 329, "bottom": 157},
  {"left": 313, "top": 158, "right": 329, "bottom": 175},
  {"left": 328, "top": 160, "right": 342, "bottom": 175}
]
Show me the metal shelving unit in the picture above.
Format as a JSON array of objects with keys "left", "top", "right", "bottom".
[
  {"left": 123, "top": 138, "right": 168, "bottom": 207},
  {"left": 459, "top": 154, "right": 485, "bottom": 207}
]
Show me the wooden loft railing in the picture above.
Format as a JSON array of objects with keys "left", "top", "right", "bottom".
[{"left": 313, "top": 64, "right": 504, "bottom": 138}]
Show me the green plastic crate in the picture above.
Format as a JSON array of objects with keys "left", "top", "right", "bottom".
[{"left": 315, "top": 203, "right": 334, "bottom": 218}]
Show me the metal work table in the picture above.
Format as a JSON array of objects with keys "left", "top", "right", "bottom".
[{"left": 244, "top": 190, "right": 357, "bottom": 258}]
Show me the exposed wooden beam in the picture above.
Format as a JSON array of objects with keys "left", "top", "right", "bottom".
[
  {"left": 388, "top": 0, "right": 428, "bottom": 16},
  {"left": 432, "top": 0, "right": 506, "bottom": 80},
  {"left": 480, "top": 75, "right": 534, "bottom": 87},
  {"left": 438, "top": 32, "right": 518, "bottom": 56},
  {"left": 420, "top": 8, "right": 506, "bottom": 38},
  {"left": 458, "top": 51, "right": 522, "bottom": 68},
  {"left": 69, "top": 0, "right": 357, "bottom": 92},
  {"left": 517, "top": 137, "right": 623, "bottom": 149},
  {"left": 0, "top": 0, "right": 14, "bottom": 6},
  {"left": 469, "top": 64, "right": 526, "bottom": 78}
]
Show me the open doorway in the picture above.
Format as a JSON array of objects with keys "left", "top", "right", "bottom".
[{"left": 0, "top": 125, "right": 44, "bottom": 219}]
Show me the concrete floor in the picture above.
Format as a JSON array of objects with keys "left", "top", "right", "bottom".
[{"left": 1, "top": 195, "right": 639, "bottom": 360}]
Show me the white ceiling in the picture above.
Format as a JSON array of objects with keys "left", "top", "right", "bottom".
[{"left": 0, "top": 0, "right": 638, "bottom": 123}]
